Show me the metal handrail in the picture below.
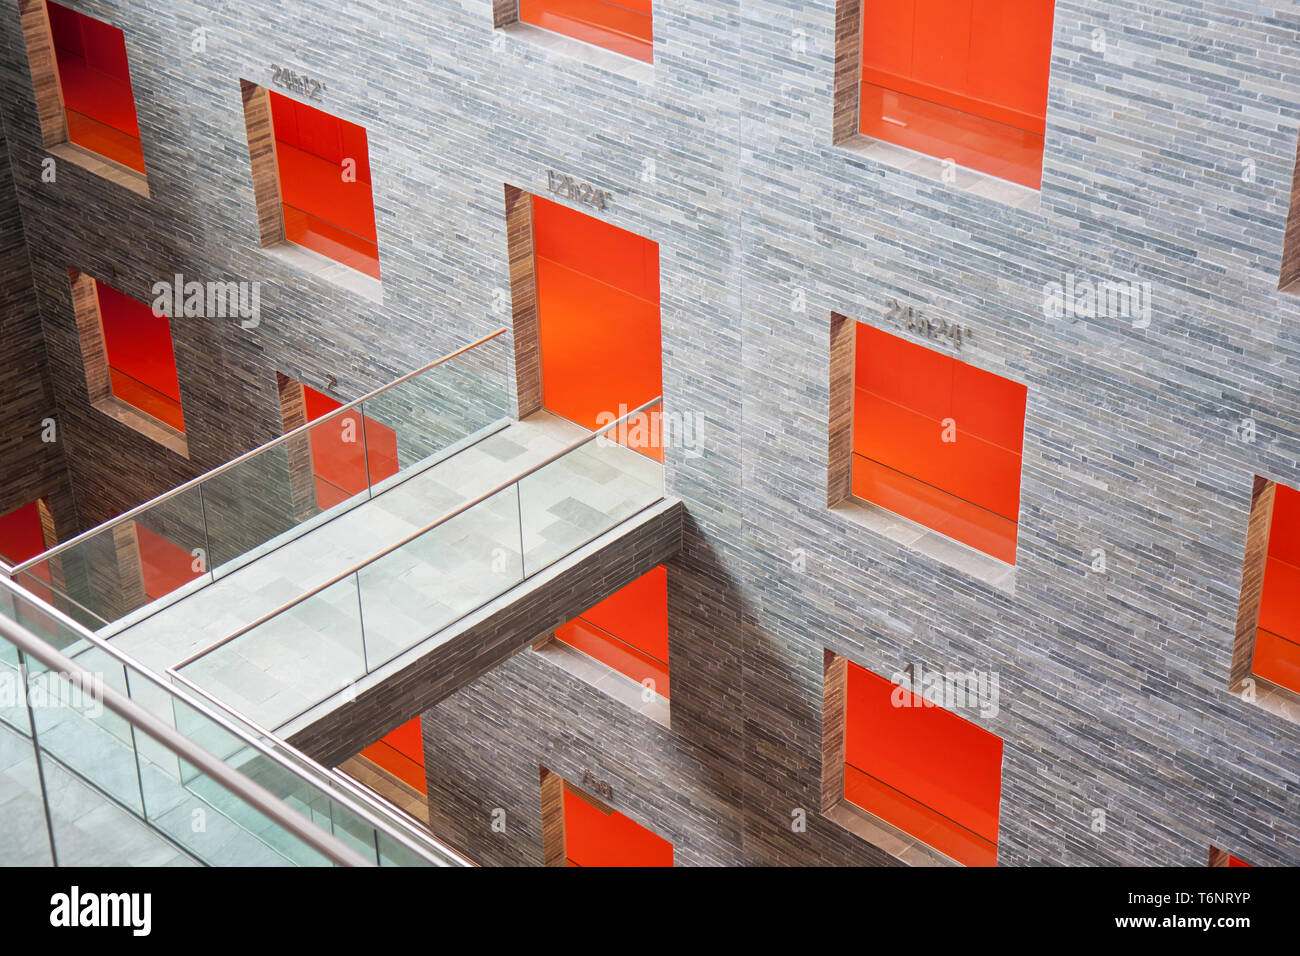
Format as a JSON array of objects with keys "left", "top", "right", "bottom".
[
  {"left": 0, "top": 610, "right": 374, "bottom": 867},
  {"left": 11, "top": 327, "right": 510, "bottom": 574},
  {"left": 0, "top": 574, "right": 464, "bottom": 867},
  {"left": 166, "top": 667, "right": 479, "bottom": 866},
  {"left": 173, "top": 396, "right": 665, "bottom": 670},
  {"left": 6, "top": 568, "right": 112, "bottom": 630}
]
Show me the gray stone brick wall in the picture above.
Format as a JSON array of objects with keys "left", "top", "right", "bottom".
[
  {"left": 0, "top": 0, "right": 1297, "bottom": 866},
  {"left": 0, "top": 121, "right": 75, "bottom": 538}
]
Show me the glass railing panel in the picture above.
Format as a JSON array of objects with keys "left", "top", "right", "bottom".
[
  {"left": 0, "top": 587, "right": 31, "bottom": 735},
  {"left": 357, "top": 484, "right": 523, "bottom": 670},
  {"left": 5, "top": 581, "right": 102, "bottom": 663},
  {"left": 359, "top": 336, "right": 510, "bottom": 495},
  {"left": 0, "top": 718, "right": 54, "bottom": 865},
  {"left": 167, "top": 705, "right": 385, "bottom": 865},
  {"left": 26, "top": 652, "right": 143, "bottom": 815},
  {"left": 0, "top": 578, "right": 448, "bottom": 866},
  {"left": 201, "top": 440, "right": 306, "bottom": 577},
  {"left": 378, "top": 828, "right": 434, "bottom": 867},
  {"left": 137, "top": 699, "right": 330, "bottom": 866},
  {"left": 303, "top": 407, "right": 375, "bottom": 512},
  {"left": 9, "top": 333, "right": 510, "bottom": 630},
  {"left": 11, "top": 485, "right": 208, "bottom": 631},
  {"left": 175, "top": 576, "right": 365, "bottom": 730},
  {"left": 9, "top": 567, "right": 110, "bottom": 635},
  {"left": 40, "top": 755, "right": 195, "bottom": 866},
  {"left": 518, "top": 404, "right": 665, "bottom": 575}
]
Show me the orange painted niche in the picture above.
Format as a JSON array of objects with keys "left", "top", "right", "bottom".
[
  {"left": 0, "top": 500, "right": 51, "bottom": 566},
  {"left": 45, "top": 1, "right": 146, "bottom": 174},
  {"left": 563, "top": 783, "right": 672, "bottom": 866},
  {"left": 299, "top": 383, "right": 399, "bottom": 509},
  {"left": 0, "top": 500, "right": 56, "bottom": 604},
  {"left": 851, "top": 321, "right": 1027, "bottom": 564},
  {"left": 267, "top": 91, "right": 380, "bottom": 279},
  {"left": 518, "top": 0, "right": 653, "bottom": 63},
  {"left": 1253, "top": 482, "right": 1300, "bottom": 695},
  {"left": 360, "top": 716, "right": 426, "bottom": 793},
  {"left": 859, "top": 0, "right": 1056, "bottom": 188},
  {"left": 844, "top": 660, "right": 1003, "bottom": 866},
  {"left": 532, "top": 194, "right": 662, "bottom": 459},
  {"left": 95, "top": 279, "right": 186, "bottom": 433},
  {"left": 555, "top": 564, "right": 669, "bottom": 696}
]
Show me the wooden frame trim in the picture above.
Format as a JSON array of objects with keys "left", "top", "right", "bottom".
[
  {"left": 491, "top": 0, "right": 521, "bottom": 29},
  {"left": 240, "top": 79, "right": 286, "bottom": 248},
  {"left": 18, "top": 0, "right": 68, "bottom": 147},
  {"left": 827, "top": 312, "right": 855, "bottom": 507},
  {"left": 504, "top": 184, "right": 543, "bottom": 419},
  {"left": 1281, "top": 133, "right": 1300, "bottom": 292},
  {"left": 1230, "top": 476, "right": 1275, "bottom": 691},
  {"left": 539, "top": 766, "right": 566, "bottom": 867},
  {"left": 821, "top": 649, "right": 848, "bottom": 813},
  {"left": 832, "top": 0, "right": 863, "bottom": 145}
]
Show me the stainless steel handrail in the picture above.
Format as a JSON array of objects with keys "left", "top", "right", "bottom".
[
  {"left": 166, "top": 666, "right": 478, "bottom": 867},
  {"left": 0, "top": 611, "right": 374, "bottom": 867},
  {"left": 0, "top": 574, "right": 464, "bottom": 867},
  {"left": 11, "top": 328, "right": 510, "bottom": 574},
  {"left": 173, "top": 396, "right": 665, "bottom": 670}
]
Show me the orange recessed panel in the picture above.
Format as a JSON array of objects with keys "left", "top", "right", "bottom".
[
  {"left": 95, "top": 280, "right": 185, "bottom": 432},
  {"left": 533, "top": 196, "right": 659, "bottom": 302},
  {"left": 851, "top": 389, "right": 1023, "bottom": 520},
  {"left": 534, "top": 236, "right": 661, "bottom": 424},
  {"left": 1256, "top": 483, "right": 1300, "bottom": 694},
  {"left": 268, "top": 90, "right": 379, "bottom": 278},
  {"left": 1257, "top": 555, "right": 1300, "bottom": 645},
  {"left": 852, "top": 455, "right": 1018, "bottom": 563},
  {"left": 135, "top": 523, "right": 203, "bottom": 601},
  {"left": 360, "top": 716, "right": 426, "bottom": 793},
  {"left": 555, "top": 564, "right": 669, "bottom": 694},
  {"left": 844, "top": 660, "right": 1002, "bottom": 863},
  {"left": 556, "top": 618, "right": 671, "bottom": 697},
  {"left": 859, "top": 0, "right": 1055, "bottom": 187},
  {"left": 844, "top": 764, "right": 996, "bottom": 867},
  {"left": 855, "top": 321, "right": 953, "bottom": 423},
  {"left": 0, "top": 500, "right": 54, "bottom": 604},
  {"left": 47, "top": 1, "right": 146, "bottom": 173},
  {"left": 1266, "top": 483, "right": 1300, "bottom": 567},
  {"left": 1253, "top": 629, "right": 1300, "bottom": 696},
  {"left": 533, "top": 196, "right": 662, "bottom": 448},
  {"left": 580, "top": 565, "right": 668, "bottom": 663},
  {"left": 0, "top": 501, "right": 48, "bottom": 566},
  {"left": 851, "top": 321, "right": 1025, "bottom": 561},
  {"left": 562, "top": 785, "right": 672, "bottom": 867},
  {"left": 518, "top": 0, "right": 653, "bottom": 63}
]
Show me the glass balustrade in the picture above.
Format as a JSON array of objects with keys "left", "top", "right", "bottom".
[
  {"left": 0, "top": 575, "right": 461, "bottom": 867},
  {"left": 7, "top": 332, "right": 510, "bottom": 632},
  {"left": 174, "top": 401, "right": 665, "bottom": 730}
]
